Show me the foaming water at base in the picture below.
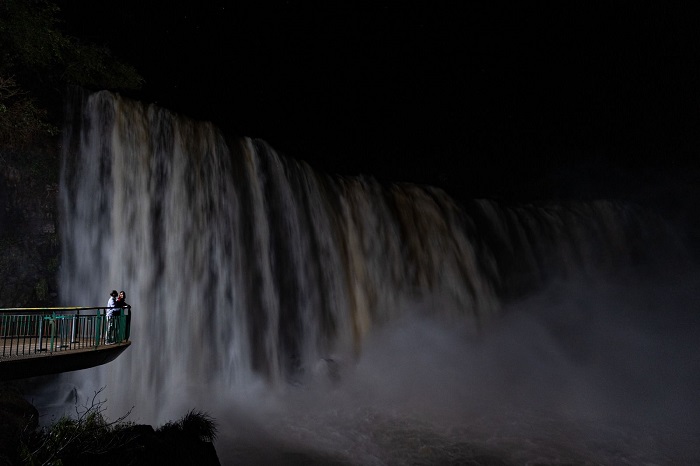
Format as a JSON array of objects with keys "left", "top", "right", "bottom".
[
  {"left": 25, "top": 269, "right": 699, "bottom": 465},
  {"left": 199, "top": 273, "right": 700, "bottom": 464}
]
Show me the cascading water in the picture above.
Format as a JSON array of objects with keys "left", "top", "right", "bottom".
[{"left": 53, "top": 91, "right": 698, "bottom": 464}]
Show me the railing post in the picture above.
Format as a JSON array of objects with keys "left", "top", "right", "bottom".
[
  {"left": 37, "top": 315, "right": 44, "bottom": 352},
  {"left": 71, "top": 310, "right": 78, "bottom": 344},
  {"left": 48, "top": 316, "right": 55, "bottom": 353},
  {"left": 125, "top": 306, "right": 131, "bottom": 341},
  {"left": 2, "top": 315, "right": 8, "bottom": 357},
  {"left": 9, "top": 316, "right": 15, "bottom": 355},
  {"left": 95, "top": 310, "right": 102, "bottom": 348}
]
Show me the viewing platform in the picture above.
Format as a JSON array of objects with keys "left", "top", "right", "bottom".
[{"left": 0, "top": 307, "right": 131, "bottom": 381}]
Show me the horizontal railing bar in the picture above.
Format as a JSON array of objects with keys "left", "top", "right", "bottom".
[
  {"left": 1, "top": 307, "right": 131, "bottom": 357},
  {"left": 0, "top": 307, "right": 129, "bottom": 312}
]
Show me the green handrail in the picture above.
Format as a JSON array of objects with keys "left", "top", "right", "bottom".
[{"left": 0, "top": 306, "right": 131, "bottom": 357}]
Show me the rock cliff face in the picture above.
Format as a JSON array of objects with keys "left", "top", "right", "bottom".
[{"left": 0, "top": 140, "right": 61, "bottom": 308}]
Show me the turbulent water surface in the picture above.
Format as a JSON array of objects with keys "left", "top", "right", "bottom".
[{"left": 40, "top": 91, "right": 700, "bottom": 464}]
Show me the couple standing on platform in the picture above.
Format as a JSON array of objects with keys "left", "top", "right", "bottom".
[{"left": 106, "top": 289, "right": 129, "bottom": 343}]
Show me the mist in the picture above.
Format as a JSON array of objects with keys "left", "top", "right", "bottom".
[
  {"left": 27, "top": 266, "right": 700, "bottom": 464},
  {"left": 199, "top": 268, "right": 699, "bottom": 465}
]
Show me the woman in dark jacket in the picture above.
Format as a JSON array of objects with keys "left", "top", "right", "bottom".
[
  {"left": 115, "top": 291, "right": 130, "bottom": 340},
  {"left": 116, "top": 291, "right": 127, "bottom": 308}
]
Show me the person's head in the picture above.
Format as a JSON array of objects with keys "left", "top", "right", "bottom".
[
  {"left": 119, "top": 291, "right": 126, "bottom": 300},
  {"left": 110, "top": 290, "right": 118, "bottom": 298}
]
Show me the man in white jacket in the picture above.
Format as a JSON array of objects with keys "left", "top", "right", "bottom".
[{"left": 106, "top": 290, "right": 118, "bottom": 343}]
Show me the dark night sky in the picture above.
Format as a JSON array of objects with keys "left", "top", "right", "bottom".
[{"left": 54, "top": 2, "right": 700, "bottom": 202}]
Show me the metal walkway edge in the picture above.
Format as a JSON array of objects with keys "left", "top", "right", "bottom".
[{"left": 0, "top": 306, "right": 132, "bottom": 381}]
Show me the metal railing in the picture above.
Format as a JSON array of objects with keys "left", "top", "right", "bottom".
[{"left": 0, "top": 306, "right": 131, "bottom": 358}]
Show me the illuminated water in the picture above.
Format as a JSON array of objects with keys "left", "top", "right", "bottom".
[{"left": 48, "top": 91, "right": 700, "bottom": 464}]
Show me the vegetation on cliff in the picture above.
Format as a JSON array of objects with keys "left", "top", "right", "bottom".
[
  {"left": 0, "top": 0, "right": 143, "bottom": 151},
  {"left": 0, "top": 0, "right": 144, "bottom": 307}
]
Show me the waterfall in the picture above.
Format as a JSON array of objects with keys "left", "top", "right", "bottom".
[{"left": 58, "top": 91, "right": 682, "bottom": 428}]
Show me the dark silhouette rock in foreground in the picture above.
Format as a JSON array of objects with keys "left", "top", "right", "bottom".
[
  {"left": 0, "top": 386, "right": 220, "bottom": 466},
  {"left": 74, "top": 423, "right": 221, "bottom": 466},
  {"left": 0, "top": 387, "right": 39, "bottom": 465}
]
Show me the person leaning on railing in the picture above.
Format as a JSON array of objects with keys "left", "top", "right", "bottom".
[{"left": 116, "top": 291, "right": 130, "bottom": 341}]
